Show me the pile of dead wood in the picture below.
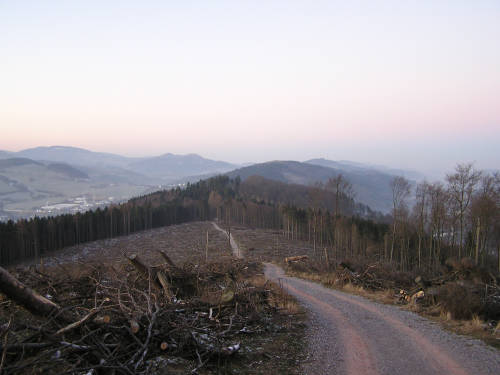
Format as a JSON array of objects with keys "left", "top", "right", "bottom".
[
  {"left": 404, "top": 260, "right": 500, "bottom": 320},
  {"left": 287, "top": 256, "right": 499, "bottom": 321},
  {"left": 0, "top": 254, "right": 275, "bottom": 374},
  {"left": 333, "top": 259, "right": 500, "bottom": 320}
]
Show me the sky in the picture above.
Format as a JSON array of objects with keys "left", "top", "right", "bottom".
[{"left": 1, "top": 0, "right": 499, "bottom": 175}]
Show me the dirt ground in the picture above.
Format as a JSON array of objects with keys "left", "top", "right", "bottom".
[
  {"left": 228, "top": 226, "right": 317, "bottom": 263},
  {"left": 23, "top": 222, "right": 234, "bottom": 269}
]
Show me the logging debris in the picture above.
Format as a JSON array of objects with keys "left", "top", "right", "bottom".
[
  {"left": 284, "top": 256, "right": 308, "bottom": 264},
  {"left": 0, "top": 256, "right": 292, "bottom": 374},
  {"left": 286, "top": 258, "right": 500, "bottom": 321}
]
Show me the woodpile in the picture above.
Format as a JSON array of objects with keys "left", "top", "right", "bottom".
[{"left": 0, "top": 257, "right": 278, "bottom": 374}]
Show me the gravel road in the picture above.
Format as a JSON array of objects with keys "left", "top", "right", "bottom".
[{"left": 265, "top": 263, "right": 500, "bottom": 375}]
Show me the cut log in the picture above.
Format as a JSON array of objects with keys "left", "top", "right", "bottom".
[
  {"left": 93, "top": 315, "right": 111, "bottom": 324},
  {"left": 285, "top": 255, "right": 308, "bottom": 264},
  {"left": 158, "top": 251, "right": 178, "bottom": 269},
  {"left": 156, "top": 270, "right": 173, "bottom": 299},
  {"left": 127, "top": 254, "right": 150, "bottom": 277},
  {"left": 127, "top": 254, "right": 161, "bottom": 289},
  {"left": 0, "top": 266, "right": 60, "bottom": 318},
  {"left": 130, "top": 319, "right": 140, "bottom": 334}
]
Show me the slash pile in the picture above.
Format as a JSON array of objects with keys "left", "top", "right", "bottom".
[{"left": 0, "top": 256, "right": 280, "bottom": 374}]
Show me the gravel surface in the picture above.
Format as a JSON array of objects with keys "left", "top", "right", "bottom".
[{"left": 265, "top": 263, "right": 500, "bottom": 375}]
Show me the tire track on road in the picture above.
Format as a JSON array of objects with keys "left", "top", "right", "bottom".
[{"left": 265, "top": 263, "right": 500, "bottom": 375}]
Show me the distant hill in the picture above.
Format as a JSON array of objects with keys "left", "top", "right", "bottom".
[
  {"left": 227, "top": 161, "right": 336, "bottom": 185},
  {"left": 306, "top": 158, "right": 425, "bottom": 181},
  {"left": 17, "top": 146, "right": 135, "bottom": 169},
  {"left": 15, "top": 146, "right": 238, "bottom": 182},
  {"left": 46, "top": 163, "right": 89, "bottom": 179},
  {"left": 227, "top": 160, "right": 408, "bottom": 213},
  {"left": 127, "top": 153, "right": 237, "bottom": 179},
  {"left": 0, "top": 147, "right": 241, "bottom": 219},
  {"left": 239, "top": 175, "right": 383, "bottom": 219},
  {"left": 0, "top": 158, "right": 89, "bottom": 180},
  {"left": 0, "top": 157, "right": 150, "bottom": 219},
  {"left": 0, "top": 150, "right": 13, "bottom": 159},
  {"left": 1, "top": 145, "right": 427, "bottom": 217},
  {"left": 0, "top": 157, "right": 42, "bottom": 168}
]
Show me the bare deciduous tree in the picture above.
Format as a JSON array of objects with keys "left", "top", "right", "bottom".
[
  {"left": 427, "top": 182, "right": 447, "bottom": 267},
  {"left": 389, "top": 176, "right": 411, "bottom": 263},
  {"left": 326, "top": 174, "right": 355, "bottom": 217},
  {"left": 446, "top": 163, "right": 481, "bottom": 259},
  {"left": 413, "top": 181, "right": 429, "bottom": 268},
  {"left": 470, "top": 172, "right": 500, "bottom": 265}
]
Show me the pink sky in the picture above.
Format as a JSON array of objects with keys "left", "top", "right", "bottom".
[{"left": 1, "top": 1, "right": 499, "bottom": 173}]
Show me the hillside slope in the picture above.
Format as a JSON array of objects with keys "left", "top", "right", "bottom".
[
  {"left": 0, "top": 157, "right": 149, "bottom": 219},
  {"left": 127, "top": 153, "right": 236, "bottom": 179},
  {"left": 227, "top": 161, "right": 404, "bottom": 213}
]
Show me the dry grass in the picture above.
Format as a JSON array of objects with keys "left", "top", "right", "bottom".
[
  {"left": 430, "top": 313, "right": 500, "bottom": 349},
  {"left": 437, "top": 283, "right": 483, "bottom": 320}
]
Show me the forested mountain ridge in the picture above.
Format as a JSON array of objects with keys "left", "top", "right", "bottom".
[
  {"left": 126, "top": 153, "right": 236, "bottom": 179},
  {"left": 306, "top": 158, "right": 425, "bottom": 181},
  {"left": 11, "top": 146, "right": 237, "bottom": 180},
  {"left": 0, "top": 156, "right": 149, "bottom": 220},
  {"left": 15, "top": 146, "right": 132, "bottom": 169},
  {"left": 0, "top": 175, "right": 388, "bottom": 265},
  {"left": 1, "top": 146, "right": 429, "bottom": 216},
  {"left": 2, "top": 165, "right": 498, "bottom": 277},
  {"left": 0, "top": 147, "right": 238, "bottom": 219},
  {"left": 226, "top": 160, "right": 404, "bottom": 213},
  {"left": 239, "top": 175, "right": 386, "bottom": 221}
]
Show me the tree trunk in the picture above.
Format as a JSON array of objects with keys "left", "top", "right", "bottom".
[
  {"left": 475, "top": 217, "right": 480, "bottom": 265},
  {"left": 0, "top": 266, "right": 60, "bottom": 317}
]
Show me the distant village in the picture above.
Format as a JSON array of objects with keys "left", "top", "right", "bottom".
[
  {"left": 0, "top": 183, "right": 186, "bottom": 223},
  {"left": 0, "top": 196, "right": 118, "bottom": 222}
]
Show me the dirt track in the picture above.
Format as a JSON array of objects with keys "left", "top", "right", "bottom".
[
  {"left": 265, "top": 263, "right": 500, "bottom": 375},
  {"left": 211, "top": 221, "right": 242, "bottom": 258}
]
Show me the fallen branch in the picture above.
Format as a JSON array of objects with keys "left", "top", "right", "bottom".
[{"left": 56, "top": 307, "right": 101, "bottom": 335}]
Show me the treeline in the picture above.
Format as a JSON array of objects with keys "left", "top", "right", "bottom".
[
  {"left": 387, "top": 164, "right": 500, "bottom": 271},
  {"left": 212, "top": 165, "right": 500, "bottom": 273},
  {"left": 1, "top": 164, "right": 499, "bottom": 273},
  {"left": 0, "top": 177, "right": 234, "bottom": 265},
  {"left": 0, "top": 174, "right": 384, "bottom": 266}
]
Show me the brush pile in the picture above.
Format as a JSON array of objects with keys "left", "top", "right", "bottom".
[
  {"left": 286, "top": 257, "right": 500, "bottom": 321},
  {"left": 0, "top": 256, "right": 277, "bottom": 374}
]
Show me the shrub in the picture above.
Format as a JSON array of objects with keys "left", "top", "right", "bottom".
[{"left": 438, "top": 283, "right": 483, "bottom": 320}]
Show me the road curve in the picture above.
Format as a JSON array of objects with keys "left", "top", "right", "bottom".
[{"left": 265, "top": 263, "right": 500, "bottom": 375}]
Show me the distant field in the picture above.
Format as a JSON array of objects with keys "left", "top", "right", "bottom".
[{"left": 0, "top": 162, "right": 152, "bottom": 218}]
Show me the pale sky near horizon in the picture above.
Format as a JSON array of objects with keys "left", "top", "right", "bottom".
[{"left": 1, "top": 1, "right": 499, "bottom": 175}]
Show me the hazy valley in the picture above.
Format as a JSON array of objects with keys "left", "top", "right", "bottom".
[{"left": 0, "top": 145, "right": 428, "bottom": 220}]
